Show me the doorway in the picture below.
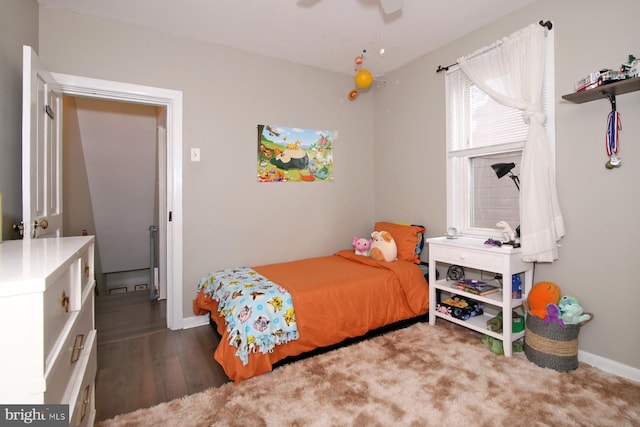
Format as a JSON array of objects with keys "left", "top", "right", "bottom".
[
  {"left": 52, "top": 72, "right": 184, "bottom": 330},
  {"left": 63, "top": 96, "right": 164, "bottom": 300}
]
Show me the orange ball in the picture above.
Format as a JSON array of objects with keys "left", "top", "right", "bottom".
[
  {"left": 527, "top": 281, "right": 561, "bottom": 319},
  {"left": 355, "top": 68, "right": 373, "bottom": 88}
]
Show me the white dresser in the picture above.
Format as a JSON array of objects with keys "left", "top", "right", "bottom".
[{"left": 0, "top": 236, "right": 96, "bottom": 426}]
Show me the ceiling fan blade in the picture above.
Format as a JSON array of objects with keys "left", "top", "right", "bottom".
[{"left": 380, "top": 0, "right": 403, "bottom": 14}]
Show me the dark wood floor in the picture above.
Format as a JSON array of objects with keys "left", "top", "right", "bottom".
[{"left": 95, "top": 291, "right": 230, "bottom": 422}]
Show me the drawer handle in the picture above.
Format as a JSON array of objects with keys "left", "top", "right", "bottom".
[
  {"left": 459, "top": 254, "right": 467, "bottom": 260},
  {"left": 78, "top": 384, "right": 91, "bottom": 425},
  {"left": 60, "top": 290, "right": 70, "bottom": 313},
  {"left": 84, "top": 262, "right": 90, "bottom": 278},
  {"left": 70, "top": 334, "right": 85, "bottom": 364}
]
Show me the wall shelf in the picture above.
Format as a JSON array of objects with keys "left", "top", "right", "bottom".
[{"left": 562, "top": 77, "right": 640, "bottom": 104}]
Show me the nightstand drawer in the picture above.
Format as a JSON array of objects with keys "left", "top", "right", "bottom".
[
  {"left": 45, "top": 295, "right": 94, "bottom": 403},
  {"left": 431, "top": 245, "right": 503, "bottom": 271}
]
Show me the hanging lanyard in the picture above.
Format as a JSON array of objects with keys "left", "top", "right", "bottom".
[{"left": 606, "top": 110, "right": 621, "bottom": 156}]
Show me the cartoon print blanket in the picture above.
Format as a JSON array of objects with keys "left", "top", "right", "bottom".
[{"left": 197, "top": 267, "right": 299, "bottom": 366}]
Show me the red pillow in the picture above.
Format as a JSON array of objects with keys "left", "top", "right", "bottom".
[{"left": 374, "top": 222, "right": 425, "bottom": 264}]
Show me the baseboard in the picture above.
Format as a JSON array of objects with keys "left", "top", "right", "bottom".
[
  {"left": 182, "top": 314, "right": 209, "bottom": 329},
  {"left": 579, "top": 350, "right": 640, "bottom": 383}
]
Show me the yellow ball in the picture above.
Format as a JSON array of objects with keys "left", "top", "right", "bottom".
[{"left": 355, "top": 68, "right": 373, "bottom": 88}]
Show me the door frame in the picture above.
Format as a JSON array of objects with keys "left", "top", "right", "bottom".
[{"left": 53, "top": 72, "right": 184, "bottom": 330}]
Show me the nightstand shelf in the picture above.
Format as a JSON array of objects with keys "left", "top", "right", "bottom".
[{"left": 427, "top": 236, "right": 533, "bottom": 356}]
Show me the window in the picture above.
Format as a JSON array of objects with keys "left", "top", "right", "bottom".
[{"left": 445, "top": 32, "right": 554, "bottom": 239}]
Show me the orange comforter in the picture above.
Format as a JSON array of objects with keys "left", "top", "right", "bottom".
[{"left": 193, "top": 249, "right": 429, "bottom": 383}]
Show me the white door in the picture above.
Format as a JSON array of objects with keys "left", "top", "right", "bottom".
[
  {"left": 22, "top": 45, "right": 63, "bottom": 239},
  {"left": 157, "top": 125, "right": 168, "bottom": 301}
]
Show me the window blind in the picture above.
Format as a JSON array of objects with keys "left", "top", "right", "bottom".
[{"left": 446, "top": 67, "right": 528, "bottom": 154}]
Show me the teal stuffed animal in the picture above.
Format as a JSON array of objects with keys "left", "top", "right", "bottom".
[{"left": 558, "top": 295, "right": 592, "bottom": 325}]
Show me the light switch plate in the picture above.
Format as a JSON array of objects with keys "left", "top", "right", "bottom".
[{"left": 191, "top": 148, "right": 201, "bottom": 162}]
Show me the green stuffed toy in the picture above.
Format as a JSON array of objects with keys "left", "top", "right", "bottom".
[
  {"left": 481, "top": 335, "right": 523, "bottom": 355},
  {"left": 486, "top": 311, "right": 525, "bottom": 333},
  {"left": 487, "top": 316, "right": 502, "bottom": 332},
  {"left": 483, "top": 311, "right": 525, "bottom": 355}
]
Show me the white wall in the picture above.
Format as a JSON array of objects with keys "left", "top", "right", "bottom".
[
  {"left": 374, "top": 0, "right": 640, "bottom": 370},
  {"left": 38, "top": 7, "right": 376, "bottom": 319},
  {"left": 66, "top": 98, "right": 158, "bottom": 273},
  {"left": 62, "top": 97, "right": 159, "bottom": 294}
]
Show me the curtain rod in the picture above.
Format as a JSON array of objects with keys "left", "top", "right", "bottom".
[{"left": 436, "top": 20, "right": 553, "bottom": 73}]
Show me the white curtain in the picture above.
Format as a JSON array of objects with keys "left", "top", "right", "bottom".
[{"left": 458, "top": 23, "right": 565, "bottom": 262}]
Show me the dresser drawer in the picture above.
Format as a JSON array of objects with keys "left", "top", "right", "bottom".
[
  {"left": 431, "top": 245, "right": 504, "bottom": 271},
  {"left": 45, "top": 295, "right": 94, "bottom": 403},
  {"left": 79, "top": 244, "right": 94, "bottom": 295},
  {"left": 43, "top": 257, "right": 81, "bottom": 358},
  {"left": 67, "top": 330, "right": 97, "bottom": 427}
]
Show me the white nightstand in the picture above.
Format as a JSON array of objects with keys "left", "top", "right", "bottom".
[{"left": 427, "top": 236, "right": 533, "bottom": 356}]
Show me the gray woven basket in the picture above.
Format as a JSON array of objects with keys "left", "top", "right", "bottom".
[{"left": 523, "top": 302, "right": 592, "bottom": 372}]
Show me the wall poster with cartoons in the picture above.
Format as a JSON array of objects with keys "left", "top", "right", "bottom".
[{"left": 257, "top": 124, "right": 334, "bottom": 182}]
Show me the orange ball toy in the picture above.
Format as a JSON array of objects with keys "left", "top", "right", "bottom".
[{"left": 527, "top": 281, "right": 561, "bottom": 319}]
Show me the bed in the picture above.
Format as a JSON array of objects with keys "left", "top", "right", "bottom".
[{"left": 193, "top": 222, "right": 430, "bottom": 383}]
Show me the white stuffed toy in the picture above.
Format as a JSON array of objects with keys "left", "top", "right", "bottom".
[
  {"left": 369, "top": 230, "right": 397, "bottom": 262},
  {"left": 496, "top": 220, "right": 516, "bottom": 242}
]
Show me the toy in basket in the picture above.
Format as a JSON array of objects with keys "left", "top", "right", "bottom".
[{"left": 523, "top": 284, "right": 593, "bottom": 372}]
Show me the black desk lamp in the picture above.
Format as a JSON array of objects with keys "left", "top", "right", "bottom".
[
  {"left": 491, "top": 162, "right": 520, "bottom": 191},
  {"left": 491, "top": 162, "right": 521, "bottom": 240}
]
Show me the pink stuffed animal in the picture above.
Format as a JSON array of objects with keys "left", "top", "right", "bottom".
[{"left": 352, "top": 236, "right": 372, "bottom": 256}]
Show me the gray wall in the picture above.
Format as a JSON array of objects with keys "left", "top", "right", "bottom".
[
  {"left": 1, "top": 0, "right": 636, "bottom": 373},
  {"left": 374, "top": 0, "right": 640, "bottom": 370},
  {"left": 0, "top": 0, "right": 38, "bottom": 241},
  {"left": 37, "top": 6, "right": 376, "bottom": 321}
]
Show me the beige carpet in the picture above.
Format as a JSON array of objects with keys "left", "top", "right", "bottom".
[{"left": 96, "top": 321, "right": 640, "bottom": 427}]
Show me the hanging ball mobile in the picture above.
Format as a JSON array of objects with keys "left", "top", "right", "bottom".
[{"left": 355, "top": 68, "right": 373, "bottom": 88}]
